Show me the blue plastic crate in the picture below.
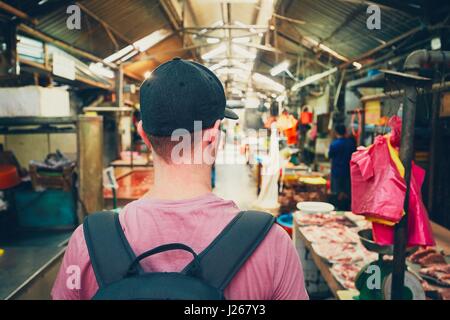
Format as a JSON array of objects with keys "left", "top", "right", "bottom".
[{"left": 14, "top": 186, "right": 77, "bottom": 228}]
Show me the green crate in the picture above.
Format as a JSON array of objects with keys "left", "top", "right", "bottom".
[{"left": 14, "top": 185, "right": 77, "bottom": 228}]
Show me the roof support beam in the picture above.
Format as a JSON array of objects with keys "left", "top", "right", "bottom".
[
  {"left": 159, "top": 0, "right": 183, "bottom": 31},
  {"left": 131, "top": 42, "right": 216, "bottom": 63},
  {"left": 76, "top": 2, "right": 133, "bottom": 45},
  {"left": 18, "top": 24, "right": 142, "bottom": 81},
  {"left": 319, "top": 5, "right": 366, "bottom": 44},
  {"left": 29, "top": 0, "right": 83, "bottom": 18},
  {"left": 17, "top": 23, "right": 141, "bottom": 81},
  {"left": 275, "top": 31, "right": 329, "bottom": 70},
  {"left": 185, "top": 0, "right": 200, "bottom": 27},
  {"left": 266, "top": 0, "right": 306, "bottom": 26},
  {"left": 289, "top": 19, "right": 446, "bottom": 92},
  {"left": 159, "top": 0, "right": 199, "bottom": 61},
  {"left": 337, "top": 24, "right": 425, "bottom": 69},
  {"left": 182, "top": 31, "right": 258, "bottom": 39},
  {"left": 367, "top": 0, "right": 423, "bottom": 16},
  {"left": 102, "top": 24, "right": 119, "bottom": 50},
  {"left": 277, "top": 19, "right": 347, "bottom": 64},
  {"left": 182, "top": 25, "right": 269, "bottom": 31},
  {"left": 239, "top": 42, "right": 283, "bottom": 54},
  {"left": 18, "top": 23, "right": 117, "bottom": 69},
  {"left": 0, "top": 1, "right": 37, "bottom": 24},
  {"left": 19, "top": 57, "right": 112, "bottom": 90}
]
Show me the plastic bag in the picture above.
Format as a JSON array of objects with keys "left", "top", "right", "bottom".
[
  {"left": 372, "top": 163, "right": 435, "bottom": 247},
  {"left": 350, "top": 135, "right": 406, "bottom": 223},
  {"left": 351, "top": 115, "right": 434, "bottom": 247},
  {"left": 388, "top": 115, "right": 402, "bottom": 148}
]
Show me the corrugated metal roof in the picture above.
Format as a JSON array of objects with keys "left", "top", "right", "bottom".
[
  {"left": 123, "top": 34, "right": 192, "bottom": 78},
  {"left": 4, "top": 0, "right": 172, "bottom": 59},
  {"left": 252, "top": 0, "right": 432, "bottom": 83},
  {"left": 283, "top": 0, "right": 420, "bottom": 60},
  {"left": 79, "top": 0, "right": 169, "bottom": 43},
  {"left": 3, "top": 0, "right": 447, "bottom": 82}
]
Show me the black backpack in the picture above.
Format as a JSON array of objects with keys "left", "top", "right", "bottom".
[{"left": 83, "top": 210, "right": 275, "bottom": 300}]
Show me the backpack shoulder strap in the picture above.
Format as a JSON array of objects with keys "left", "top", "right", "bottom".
[
  {"left": 83, "top": 211, "right": 141, "bottom": 288},
  {"left": 182, "top": 210, "right": 275, "bottom": 291}
]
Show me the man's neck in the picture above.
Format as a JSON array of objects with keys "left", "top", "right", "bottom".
[{"left": 146, "top": 161, "right": 212, "bottom": 201}]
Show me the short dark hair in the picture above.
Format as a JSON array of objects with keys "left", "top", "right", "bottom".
[
  {"left": 148, "top": 135, "right": 181, "bottom": 163},
  {"left": 334, "top": 124, "right": 346, "bottom": 136},
  {"left": 147, "top": 127, "right": 212, "bottom": 164}
]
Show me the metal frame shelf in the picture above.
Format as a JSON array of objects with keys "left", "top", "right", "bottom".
[{"left": 0, "top": 117, "right": 77, "bottom": 135}]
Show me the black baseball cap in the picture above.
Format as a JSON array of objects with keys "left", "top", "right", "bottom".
[{"left": 140, "top": 57, "right": 238, "bottom": 136}]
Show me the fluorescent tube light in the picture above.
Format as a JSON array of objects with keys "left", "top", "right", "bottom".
[{"left": 270, "top": 61, "right": 290, "bottom": 76}]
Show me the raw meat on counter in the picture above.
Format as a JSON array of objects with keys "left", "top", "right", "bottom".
[
  {"left": 330, "top": 262, "right": 366, "bottom": 290},
  {"left": 295, "top": 211, "right": 377, "bottom": 290},
  {"left": 294, "top": 212, "right": 356, "bottom": 227},
  {"left": 408, "top": 247, "right": 450, "bottom": 296},
  {"left": 409, "top": 247, "right": 447, "bottom": 266},
  {"left": 299, "top": 225, "right": 360, "bottom": 244},
  {"left": 312, "top": 242, "right": 358, "bottom": 263},
  {"left": 419, "top": 264, "right": 450, "bottom": 286},
  {"left": 409, "top": 248, "right": 437, "bottom": 264},
  {"left": 312, "top": 241, "right": 377, "bottom": 264},
  {"left": 419, "top": 253, "right": 447, "bottom": 266}
]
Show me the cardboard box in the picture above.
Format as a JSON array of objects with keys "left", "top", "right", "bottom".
[{"left": 0, "top": 86, "right": 70, "bottom": 117}]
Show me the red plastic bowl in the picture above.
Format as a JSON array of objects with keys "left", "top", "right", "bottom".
[{"left": 0, "top": 164, "right": 20, "bottom": 189}]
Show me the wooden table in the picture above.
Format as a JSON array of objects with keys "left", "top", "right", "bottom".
[{"left": 293, "top": 215, "right": 450, "bottom": 300}]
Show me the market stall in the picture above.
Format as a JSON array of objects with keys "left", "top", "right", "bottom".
[
  {"left": 294, "top": 211, "right": 450, "bottom": 300},
  {"left": 0, "top": 0, "right": 450, "bottom": 304}
]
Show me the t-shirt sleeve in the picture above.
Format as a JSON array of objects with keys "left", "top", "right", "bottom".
[
  {"left": 271, "top": 225, "right": 309, "bottom": 300},
  {"left": 51, "top": 225, "right": 96, "bottom": 300}
]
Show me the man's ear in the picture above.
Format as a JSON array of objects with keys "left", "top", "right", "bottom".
[
  {"left": 205, "top": 120, "right": 221, "bottom": 144},
  {"left": 137, "top": 121, "right": 152, "bottom": 149},
  {"left": 202, "top": 120, "right": 221, "bottom": 165}
]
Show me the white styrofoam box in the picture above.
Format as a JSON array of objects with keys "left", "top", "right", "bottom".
[{"left": 0, "top": 86, "right": 70, "bottom": 117}]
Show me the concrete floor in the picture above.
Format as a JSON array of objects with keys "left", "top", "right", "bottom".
[{"left": 213, "top": 142, "right": 258, "bottom": 210}]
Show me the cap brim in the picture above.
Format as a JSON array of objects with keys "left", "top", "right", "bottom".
[{"left": 224, "top": 108, "right": 239, "bottom": 120}]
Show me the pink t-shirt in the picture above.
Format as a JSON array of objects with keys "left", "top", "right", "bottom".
[{"left": 51, "top": 193, "right": 308, "bottom": 300}]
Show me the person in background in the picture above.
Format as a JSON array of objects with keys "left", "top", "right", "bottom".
[
  {"left": 302, "top": 124, "right": 316, "bottom": 166},
  {"left": 328, "top": 124, "right": 356, "bottom": 210},
  {"left": 297, "top": 105, "right": 312, "bottom": 152},
  {"left": 220, "top": 121, "right": 227, "bottom": 149},
  {"left": 277, "top": 108, "right": 297, "bottom": 132},
  {"left": 276, "top": 108, "right": 298, "bottom": 146},
  {"left": 264, "top": 101, "right": 279, "bottom": 131},
  {"left": 233, "top": 122, "right": 240, "bottom": 145}
]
